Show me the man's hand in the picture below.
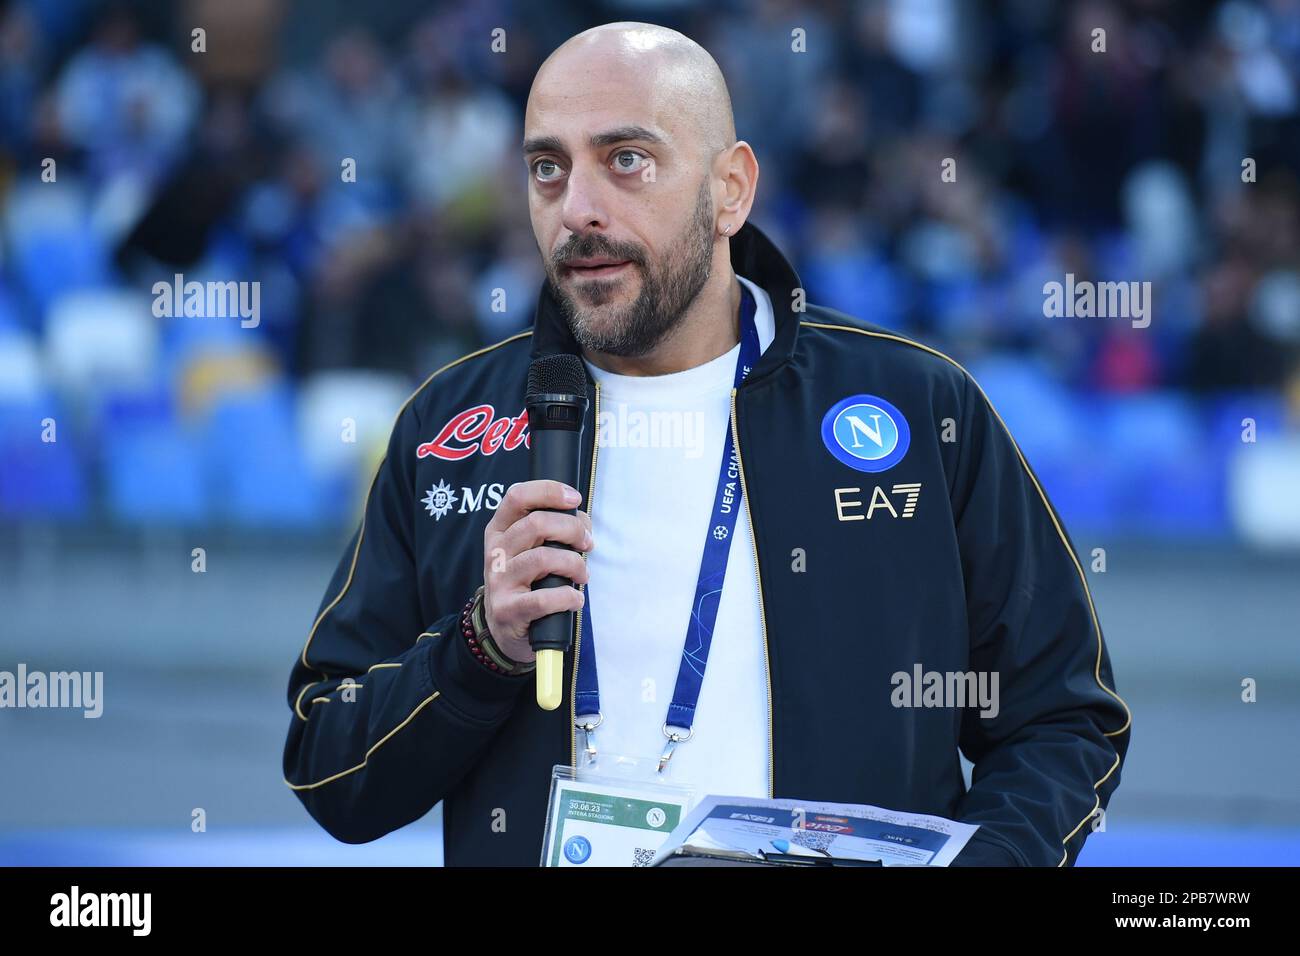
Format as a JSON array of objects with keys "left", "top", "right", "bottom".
[{"left": 481, "top": 480, "right": 593, "bottom": 664}]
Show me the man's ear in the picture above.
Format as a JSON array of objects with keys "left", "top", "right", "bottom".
[{"left": 716, "top": 141, "right": 759, "bottom": 233}]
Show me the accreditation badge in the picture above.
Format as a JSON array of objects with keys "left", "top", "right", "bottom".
[{"left": 540, "top": 755, "right": 696, "bottom": 867}]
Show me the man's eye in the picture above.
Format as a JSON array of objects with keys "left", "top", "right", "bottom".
[
  {"left": 612, "top": 150, "right": 646, "bottom": 174},
  {"left": 533, "top": 160, "right": 563, "bottom": 182}
]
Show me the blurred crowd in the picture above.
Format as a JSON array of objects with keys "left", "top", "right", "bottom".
[{"left": 0, "top": 0, "right": 1298, "bottom": 534}]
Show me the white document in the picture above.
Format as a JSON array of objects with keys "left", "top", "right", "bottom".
[{"left": 651, "top": 795, "right": 980, "bottom": 867}]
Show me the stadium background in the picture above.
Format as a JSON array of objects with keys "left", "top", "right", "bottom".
[{"left": 1, "top": 0, "right": 1298, "bottom": 864}]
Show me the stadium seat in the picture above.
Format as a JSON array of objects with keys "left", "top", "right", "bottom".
[
  {"left": 1097, "top": 392, "right": 1226, "bottom": 535},
  {"left": 0, "top": 396, "right": 88, "bottom": 520},
  {"left": 3, "top": 181, "right": 112, "bottom": 320},
  {"left": 1227, "top": 436, "right": 1300, "bottom": 547},
  {"left": 1207, "top": 391, "right": 1290, "bottom": 445},
  {"left": 201, "top": 382, "right": 327, "bottom": 528},
  {"left": 44, "top": 289, "right": 158, "bottom": 400},
  {"left": 297, "top": 369, "right": 411, "bottom": 479},
  {"left": 102, "top": 423, "right": 210, "bottom": 525},
  {"left": 0, "top": 329, "right": 44, "bottom": 402}
]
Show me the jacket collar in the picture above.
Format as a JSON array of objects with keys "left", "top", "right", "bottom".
[{"left": 528, "top": 220, "right": 802, "bottom": 386}]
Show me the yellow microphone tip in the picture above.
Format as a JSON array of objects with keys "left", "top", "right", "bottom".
[{"left": 536, "top": 650, "right": 564, "bottom": 710}]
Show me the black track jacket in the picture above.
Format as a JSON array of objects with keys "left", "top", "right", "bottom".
[{"left": 283, "top": 221, "right": 1132, "bottom": 867}]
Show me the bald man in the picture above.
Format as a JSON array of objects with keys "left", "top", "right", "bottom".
[{"left": 284, "top": 23, "right": 1130, "bottom": 868}]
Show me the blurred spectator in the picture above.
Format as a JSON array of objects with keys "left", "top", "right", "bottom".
[{"left": 53, "top": 3, "right": 199, "bottom": 185}]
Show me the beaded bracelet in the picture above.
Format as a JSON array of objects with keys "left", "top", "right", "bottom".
[{"left": 461, "top": 587, "right": 535, "bottom": 676}]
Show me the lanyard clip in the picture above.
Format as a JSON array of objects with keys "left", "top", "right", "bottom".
[
  {"left": 576, "top": 713, "right": 603, "bottom": 765},
  {"left": 658, "top": 723, "right": 694, "bottom": 774}
]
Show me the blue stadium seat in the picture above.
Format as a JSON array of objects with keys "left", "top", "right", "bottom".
[
  {"left": 103, "top": 424, "right": 210, "bottom": 525},
  {"left": 0, "top": 398, "right": 88, "bottom": 520},
  {"left": 202, "top": 383, "right": 326, "bottom": 528},
  {"left": 11, "top": 225, "right": 112, "bottom": 323},
  {"left": 0, "top": 284, "right": 25, "bottom": 334},
  {"left": 1207, "top": 391, "right": 1289, "bottom": 446},
  {"left": 1097, "top": 392, "right": 1226, "bottom": 535}
]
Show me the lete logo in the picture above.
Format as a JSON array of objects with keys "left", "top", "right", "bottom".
[{"left": 416, "top": 404, "right": 530, "bottom": 461}]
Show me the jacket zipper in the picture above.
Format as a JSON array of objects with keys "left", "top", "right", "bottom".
[
  {"left": 570, "top": 380, "right": 600, "bottom": 770},
  {"left": 730, "top": 388, "right": 775, "bottom": 799}
]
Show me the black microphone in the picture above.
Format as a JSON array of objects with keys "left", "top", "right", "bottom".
[{"left": 524, "top": 354, "right": 589, "bottom": 710}]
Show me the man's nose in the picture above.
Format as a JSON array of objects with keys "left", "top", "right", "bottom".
[{"left": 559, "top": 164, "right": 609, "bottom": 236}]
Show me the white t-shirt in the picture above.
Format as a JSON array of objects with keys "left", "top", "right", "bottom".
[{"left": 576, "top": 273, "right": 775, "bottom": 800}]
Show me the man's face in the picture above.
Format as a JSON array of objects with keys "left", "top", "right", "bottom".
[{"left": 524, "top": 60, "right": 717, "bottom": 357}]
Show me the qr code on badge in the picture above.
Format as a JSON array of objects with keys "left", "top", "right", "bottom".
[
  {"left": 790, "top": 829, "right": 836, "bottom": 854},
  {"left": 632, "top": 847, "right": 656, "bottom": 867}
]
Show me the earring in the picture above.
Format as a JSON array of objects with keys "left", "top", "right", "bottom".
[{"left": 722, "top": 223, "right": 732, "bottom": 235}]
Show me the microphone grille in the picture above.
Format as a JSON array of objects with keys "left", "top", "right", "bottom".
[{"left": 527, "top": 353, "right": 587, "bottom": 400}]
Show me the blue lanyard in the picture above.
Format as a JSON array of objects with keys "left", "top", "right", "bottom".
[{"left": 577, "top": 283, "right": 760, "bottom": 772}]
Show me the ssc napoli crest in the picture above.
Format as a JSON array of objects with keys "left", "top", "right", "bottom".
[
  {"left": 821, "top": 394, "right": 910, "bottom": 473},
  {"left": 562, "top": 834, "right": 592, "bottom": 864}
]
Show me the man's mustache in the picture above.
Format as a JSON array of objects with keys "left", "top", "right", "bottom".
[{"left": 552, "top": 236, "right": 645, "bottom": 268}]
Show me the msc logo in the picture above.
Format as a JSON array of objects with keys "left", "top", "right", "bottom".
[
  {"left": 834, "top": 483, "right": 921, "bottom": 521},
  {"left": 821, "top": 394, "right": 910, "bottom": 473},
  {"left": 421, "top": 481, "right": 506, "bottom": 521}
]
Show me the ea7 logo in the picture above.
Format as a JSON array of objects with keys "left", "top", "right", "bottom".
[{"left": 833, "top": 483, "right": 921, "bottom": 521}]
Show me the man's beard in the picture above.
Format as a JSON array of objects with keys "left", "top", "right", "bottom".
[{"left": 547, "top": 177, "right": 715, "bottom": 358}]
